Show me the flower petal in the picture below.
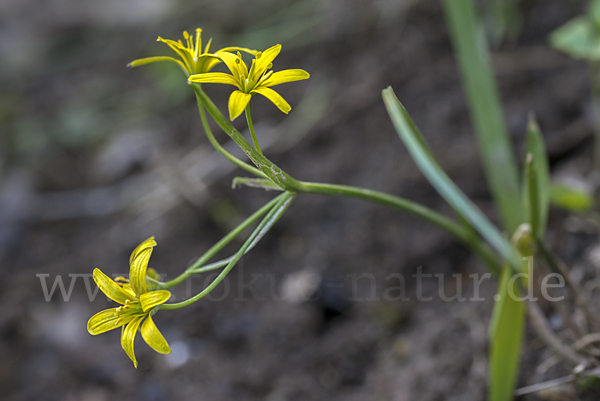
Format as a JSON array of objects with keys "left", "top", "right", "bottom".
[
  {"left": 217, "top": 46, "right": 258, "bottom": 56},
  {"left": 88, "top": 308, "right": 128, "bottom": 335},
  {"left": 194, "top": 54, "right": 221, "bottom": 74},
  {"left": 129, "top": 237, "right": 157, "bottom": 296},
  {"left": 157, "top": 36, "right": 193, "bottom": 69},
  {"left": 188, "top": 72, "right": 239, "bottom": 87},
  {"left": 260, "top": 69, "right": 310, "bottom": 87},
  {"left": 141, "top": 315, "right": 171, "bottom": 354},
  {"left": 228, "top": 90, "right": 252, "bottom": 120},
  {"left": 121, "top": 316, "right": 144, "bottom": 368},
  {"left": 127, "top": 56, "right": 190, "bottom": 75},
  {"left": 129, "top": 237, "right": 157, "bottom": 265},
  {"left": 216, "top": 52, "right": 246, "bottom": 86},
  {"left": 120, "top": 283, "right": 138, "bottom": 298},
  {"left": 93, "top": 268, "right": 136, "bottom": 304},
  {"left": 130, "top": 248, "right": 153, "bottom": 297},
  {"left": 251, "top": 87, "right": 291, "bottom": 114},
  {"left": 249, "top": 44, "right": 281, "bottom": 83},
  {"left": 139, "top": 290, "right": 171, "bottom": 312}
]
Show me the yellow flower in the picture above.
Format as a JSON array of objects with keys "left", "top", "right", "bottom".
[
  {"left": 87, "top": 237, "right": 171, "bottom": 368},
  {"left": 188, "top": 44, "right": 310, "bottom": 120},
  {"left": 128, "top": 28, "right": 257, "bottom": 76}
]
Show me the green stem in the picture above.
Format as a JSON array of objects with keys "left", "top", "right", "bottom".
[
  {"left": 245, "top": 105, "right": 263, "bottom": 154},
  {"left": 160, "top": 192, "right": 295, "bottom": 310},
  {"left": 195, "top": 84, "right": 501, "bottom": 274},
  {"left": 158, "top": 193, "right": 286, "bottom": 290},
  {"left": 194, "top": 88, "right": 267, "bottom": 179},
  {"left": 193, "top": 85, "right": 301, "bottom": 190},
  {"left": 295, "top": 181, "right": 501, "bottom": 274}
]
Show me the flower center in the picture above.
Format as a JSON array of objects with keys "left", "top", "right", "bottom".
[{"left": 114, "top": 299, "right": 144, "bottom": 325}]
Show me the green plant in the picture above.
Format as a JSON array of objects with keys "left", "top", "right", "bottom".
[{"left": 86, "top": 8, "right": 600, "bottom": 400}]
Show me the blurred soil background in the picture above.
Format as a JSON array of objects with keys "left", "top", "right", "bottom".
[{"left": 1, "top": 0, "right": 600, "bottom": 400}]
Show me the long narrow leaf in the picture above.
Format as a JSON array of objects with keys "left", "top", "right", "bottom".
[
  {"left": 524, "top": 115, "right": 550, "bottom": 237},
  {"left": 382, "top": 87, "right": 521, "bottom": 271},
  {"left": 442, "top": 0, "right": 522, "bottom": 232},
  {"left": 522, "top": 154, "right": 539, "bottom": 238},
  {"left": 489, "top": 265, "right": 525, "bottom": 401}
]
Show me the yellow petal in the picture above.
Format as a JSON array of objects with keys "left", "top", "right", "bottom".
[
  {"left": 120, "top": 283, "right": 138, "bottom": 298},
  {"left": 87, "top": 308, "right": 130, "bottom": 335},
  {"left": 129, "top": 237, "right": 157, "bottom": 265},
  {"left": 93, "top": 268, "right": 136, "bottom": 304},
  {"left": 157, "top": 36, "right": 193, "bottom": 68},
  {"left": 129, "top": 237, "right": 156, "bottom": 296},
  {"left": 260, "top": 69, "right": 310, "bottom": 87},
  {"left": 194, "top": 54, "right": 221, "bottom": 74},
  {"left": 217, "top": 46, "right": 258, "bottom": 56},
  {"left": 141, "top": 315, "right": 171, "bottom": 354},
  {"left": 139, "top": 290, "right": 171, "bottom": 312},
  {"left": 130, "top": 247, "right": 153, "bottom": 297},
  {"left": 188, "top": 72, "right": 239, "bottom": 87},
  {"left": 228, "top": 90, "right": 252, "bottom": 121},
  {"left": 251, "top": 87, "right": 291, "bottom": 114},
  {"left": 127, "top": 56, "right": 190, "bottom": 75},
  {"left": 121, "top": 316, "right": 144, "bottom": 368},
  {"left": 216, "top": 52, "right": 247, "bottom": 85},
  {"left": 249, "top": 44, "right": 281, "bottom": 83}
]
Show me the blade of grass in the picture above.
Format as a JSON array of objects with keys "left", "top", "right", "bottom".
[
  {"left": 382, "top": 87, "right": 521, "bottom": 271},
  {"left": 442, "top": 0, "right": 522, "bottom": 232},
  {"left": 523, "top": 115, "right": 550, "bottom": 237},
  {"left": 489, "top": 264, "right": 525, "bottom": 401}
]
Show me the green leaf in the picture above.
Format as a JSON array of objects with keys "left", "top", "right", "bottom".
[
  {"left": 232, "top": 177, "right": 284, "bottom": 191},
  {"left": 522, "top": 115, "right": 550, "bottom": 238},
  {"left": 550, "top": 16, "right": 600, "bottom": 61},
  {"left": 550, "top": 183, "right": 594, "bottom": 212},
  {"left": 382, "top": 87, "right": 521, "bottom": 271},
  {"left": 442, "top": 0, "right": 523, "bottom": 232},
  {"left": 489, "top": 265, "right": 526, "bottom": 401}
]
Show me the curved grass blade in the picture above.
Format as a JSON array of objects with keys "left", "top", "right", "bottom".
[
  {"left": 489, "top": 264, "right": 525, "bottom": 401},
  {"left": 382, "top": 87, "right": 520, "bottom": 271},
  {"left": 523, "top": 115, "right": 550, "bottom": 238},
  {"left": 442, "top": 0, "right": 522, "bottom": 232}
]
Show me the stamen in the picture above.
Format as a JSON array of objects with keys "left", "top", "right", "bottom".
[
  {"left": 256, "top": 51, "right": 262, "bottom": 59},
  {"left": 194, "top": 28, "right": 202, "bottom": 60},
  {"left": 115, "top": 318, "right": 122, "bottom": 325},
  {"left": 267, "top": 63, "right": 273, "bottom": 69},
  {"left": 205, "top": 38, "right": 212, "bottom": 53},
  {"left": 261, "top": 70, "right": 273, "bottom": 81},
  {"left": 183, "top": 31, "right": 193, "bottom": 50}
]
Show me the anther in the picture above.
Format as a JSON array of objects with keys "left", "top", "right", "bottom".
[{"left": 256, "top": 52, "right": 262, "bottom": 59}]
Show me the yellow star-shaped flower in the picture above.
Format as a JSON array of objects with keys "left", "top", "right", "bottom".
[
  {"left": 188, "top": 44, "right": 310, "bottom": 120},
  {"left": 87, "top": 237, "right": 171, "bottom": 368},
  {"left": 128, "top": 28, "right": 257, "bottom": 76}
]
